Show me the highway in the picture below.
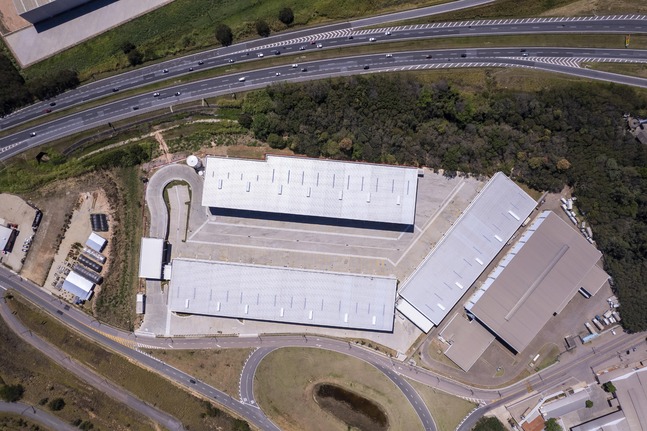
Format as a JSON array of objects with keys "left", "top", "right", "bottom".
[
  {"left": 1, "top": 16, "right": 646, "bottom": 140},
  {"left": 2, "top": 45, "right": 647, "bottom": 161}
]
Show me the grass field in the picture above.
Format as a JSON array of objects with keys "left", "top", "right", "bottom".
[
  {"left": 254, "top": 347, "right": 424, "bottom": 431},
  {"left": 406, "top": 379, "right": 477, "bottom": 431},
  {"left": 586, "top": 62, "right": 647, "bottom": 78},
  {"left": 7, "top": 294, "right": 251, "bottom": 431},
  {"left": 22, "top": 0, "right": 448, "bottom": 82},
  {"left": 0, "top": 300, "right": 155, "bottom": 431},
  {"left": 147, "top": 348, "right": 254, "bottom": 397}
]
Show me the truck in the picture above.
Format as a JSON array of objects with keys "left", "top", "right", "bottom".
[
  {"left": 592, "top": 318, "right": 604, "bottom": 331},
  {"left": 585, "top": 322, "right": 597, "bottom": 335}
]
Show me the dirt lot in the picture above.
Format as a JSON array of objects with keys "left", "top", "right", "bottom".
[
  {"left": 0, "top": 194, "right": 38, "bottom": 272},
  {"left": 0, "top": 0, "right": 29, "bottom": 35},
  {"left": 19, "top": 173, "right": 114, "bottom": 289},
  {"left": 255, "top": 348, "right": 424, "bottom": 431}
]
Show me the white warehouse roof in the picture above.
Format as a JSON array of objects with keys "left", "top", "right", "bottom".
[
  {"left": 398, "top": 172, "right": 536, "bottom": 329},
  {"left": 61, "top": 271, "right": 94, "bottom": 301},
  {"left": 168, "top": 258, "right": 397, "bottom": 332},
  {"left": 138, "top": 238, "right": 164, "bottom": 279},
  {"left": 202, "top": 155, "right": 419, "bottom": 226},
  {"left": 86, "top": 232, "right": 107, "bottom": 252}
]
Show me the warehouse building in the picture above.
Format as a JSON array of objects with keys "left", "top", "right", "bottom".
[
  {"left": 0, "top": 224, "right": 18, "bottom": 253},
  {"left": 202, "top": 155, "right": 419, "bottom": 228},
  {"left": 61, "top": 270, "right": 93, "bottom": 301},
  {"left": 465, "top": 211, "right": 609, "bottom": 354},
  {"left": 397, "top": 172, "right": 537, "bottom": 332},
  {"left": 13, "top": 0, "right": 94, "bottom": 24},
  {"left": 138, "top": 237, "right": 165, "bottom": 280},
  {"left": 168, "top": 258, "right": 397, "bottom": 332},
  {"left": 438, "top": 314, "right": 495, "bottom": 371}
]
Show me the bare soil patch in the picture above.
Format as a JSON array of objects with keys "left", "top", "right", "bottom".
[
  {"left": 0, "top": 0, "right": 29, "bottom": 34},
  {"left": 314, "top": 383, "right": 388, "bottom": 431}
]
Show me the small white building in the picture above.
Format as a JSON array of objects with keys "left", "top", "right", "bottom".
[
  {"left": 86, "top": 232, "right": 107, "bottom": 253},
  {"left": 138, "top": 238, "right": 165, "bottom": 279},
  {"left": 62, "top": 271, "right": 94, "bottom": 301}
]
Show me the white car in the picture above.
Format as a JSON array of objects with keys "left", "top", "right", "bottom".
[
  {"left": 153, "top": 92, "right": 160, "bottom": 97},
  {"left": 385, "top": 54, "right": 393, "bottom": 58},
  {"left": 316, "top": 43, "right": 323, "bottom": 48},
  {"left": 275, "top": 72, "right": 281, "bottom": 76},
  {"left": 238, "top": 77, "right": 246, "bottom": 82},
  {"left": 257, "top": 53, "right": 264, "bottom": 58},
  {"left": 385, "top": 31, "right": 392, "bottom": 36},
  {"left": 292, "top": 64, "right": 298, "bottom": 68},
  {"left": 369, "top": 37, "right": 376, "bottom": 42}
]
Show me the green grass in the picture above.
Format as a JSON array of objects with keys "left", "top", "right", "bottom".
[
  {"left": 254, "top": 347, "right": 423, "bottom": 431},
  {"left": 0, "top": 299, "right": 155, "bottom": 431},
  {"left": 164, "top": 120, "right": 246, "bottom": 153},
  {"left": 7, "top": 294, "right": 250, "bottom": 431},
  {"left": 406, "top": 379, "right": 477, "bottom": 431},
  {"left": 586, "top": 62, "right": 647, "bottom": 79},
  {"left": 22, "top": 0, "right": 448, "bottom": 82}
]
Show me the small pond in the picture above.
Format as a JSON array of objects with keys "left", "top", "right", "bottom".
[{"left": 313, "top": 383, "right": 388, "bottom": 431}]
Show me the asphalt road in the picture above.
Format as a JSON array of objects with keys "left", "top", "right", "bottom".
[
  {"left": 240, "top": 346, "right": 436, "bottom": 430},
  {"left": 0, "top": 401, "right": 78, "bottom": 431},
  {"left": 2, "top": 269, "right": 646, "bottom": 430},
  {"left": 1, "top": 15, "right": 645, "bottom": 138},
  {"left": 2, "top": 45, "right": 646, "bottom": 161},
  {"left": 0, "top": 294, "right": 185, "bottom": 430}
]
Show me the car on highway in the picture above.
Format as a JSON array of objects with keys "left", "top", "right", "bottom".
[
  {"left": 189, "top": 67, "right": 194, "bottom": 71},
  {"left": 228, "top": 59, "right": 235, "bottom": 63},
  {"left": 348, "top": 35, "right": 354, "bottom": 40},
  {"left": 386, "top": 54, "right": 393, "bottom": 58},
  {"left": 29, "top": 132, "right": 36, "bottom": 137},
  {"left": 175, "top": 91, "right": 181, "bottom": 96},
  {"left": 257, "top": 53, "right": 264, "bottom": 57},
  {"left": 112, "top": 87, "right": 119, "bottom": 92},
  {"left": 316, "top": 43, "right": 323, "bottom": 48},
  {"left": 425, "top": 54, "right": 432, "bottom": 59},
  {"left": 153, "top": 92, "right": 160, "bottom": 97},
  {"left": 385, "top": 31, "right": 392, "bottom": 36},
  {"left": 189, "top": 379, "right": 196, "bottom": 384},
  {"left": 44, "top": 109, "right": 52, "bottom": 113},
  {"left": 369, "top": 37, "right": 376, "bottom": 42},
  {"left": 363, "top": 65, "right": 370, "bottom": 69},
  {"left": 163, "top": 69, "right": 169, "bottom": 73},
  {"left": 522, "top": 52, "right": 529, "bottom": 57},
  {"left": 272, "top": 50, "right": 280, "bottom": 55},
  {"left": 49, "top": 102, "right": 56, "bottom": 106},
  {"left": 132, "top": 106, "right": 139, "bottom": 110},
  {"left": 238, "top": 77, "right": 246, "bottom": 82},
  {"left": 198, "top": 60, "right": 204, "bottom": 65},
  {"left": 275, "top": 72, "right": 281, "bottom": 76},
  {"left": 301, "top": 67, "right": 308, "bottom": 72},
  {"left": 310, "top": 40, "right": 316, "bottom": 45},
  {"left": 461, "top": 53, "right": 467, "bottom": 57},
  {"left": 299, "top": 46, "right": 306, "bottom": 50},
  {"left": 292, "top": 64, "right": 298, "bottom": 68}
]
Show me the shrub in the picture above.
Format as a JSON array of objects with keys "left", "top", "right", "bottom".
[
  {"left": 120, "top": 41, "right": 136, "bottom": 54},
  {"left": 255, "top": 20, "right": 270, "bottom": 37},
  {"left": 278, "top": 7, "right": 294, "bottom": 25},
  {"left": 127, "top": 49, "right": 144, "bottom": 66},
  {"left": 603, "top": 382, "right": 617, "bottom": 393},
  {"left": 48, "top": 397, "right": 66, "bottom": 411},
  {"left": 585, "top": 400, "right": 593, "bottom": 408},
  {"left": 545, "top": 418, "right": 562, "bottom": 431},
  {"left": 0, "top": 384, "right": 25, "bottom": 402},
  {"left": 215, "top": 24, "right": 233, "bottom": 46}
]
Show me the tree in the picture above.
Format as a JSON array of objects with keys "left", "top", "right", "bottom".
[
  {"left": 255, "top": 20, "right": 270, "bottom": 37},
  {"left": 545, "top": 418, "right": 563, "bottom": 431},
  {"left": 215, "top": 24, "right": 233, "bottom": 47},
  {"left": 585, "top": 400, "right": 593, "bottom": 408},
  {"left": 603, "top": 382, "right": 617, "bottom": 393},
  {"left": 48, "top": 397, "right": 66, "bottom": 411},
  {"left": 0, "top": 384, "right": 24, "bottom": 402},
  {"left": 278, "top": 7, "right": 294, "bottom": 25},
  {"left": 127, "top": 49, "right": 144, "bottom": 66},
  {"left": 120, "top": 41, "right": 136, "bottom": 54},
  {"left": 472, "top": 417, "right": 505, "bottom": 431}
]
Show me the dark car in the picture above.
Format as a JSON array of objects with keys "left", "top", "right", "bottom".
[
  {"left": 132, "top": 106, "right": 139, "bottom": 110},
  {"left": 189, "top": 379, "right": 196, "bottom": 384},
  {"left": 348, "top": 35, "right": 354, "bottom": 40},
  {"left": 49, "top": 102, "right": 56, "bottom": 106},
  {"left": 425, "top": 54, "right": 432, "bottom": 59},
  {"left": 301, "top": 67, "right": 308, "bottom": 72},
  {"left": 112, "top": 87, "right": 119, "bottom": 92},
  {"left": 273, "top": 50, "right": 280, "bottom": 55},
  {"left": 363, "top": 65, "right": 370, "bottom": 70},
  {"left": 198, "top": 60, "right": 204, "bottom": 65},
  {"left": 460, "top": 53, "right": 467, "bottom": 58}
]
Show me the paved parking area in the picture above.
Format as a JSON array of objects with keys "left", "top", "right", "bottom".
[{"left": 0, "top": 193, "right": 37, "bottom": 272}]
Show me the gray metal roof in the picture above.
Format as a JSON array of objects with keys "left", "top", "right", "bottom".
[
  {"left": 398, "top": 172, "right": 536, "bottom": 326},
  {"left": 439, "top": 314, "right": 494, "bottom": 371},
  {"left": 0, "top": 225, "right": 13, "bottom": 251},
  {"left": 540, "top": 389, "right": 591, "bottom": 419},
  {"left": 202, "top": 155, "right": 419, "bottom": 225},
  {"left": 613, "top": 368, "right": 647, "bottom": 431},
  {"left": 138, "top": 238, "right": 164, "bottom": 279},
  {"left": 466, "top": 211, "right": 607, "bottom": 353},
  {"left": 571, "top": 411, "right": 628, "bottom": 431},
  {"left": 168, "top": 258, "right": 397, "bottom": 331},
  {"left": 13, "top": 0, "right": 92, "bottom": 22}
]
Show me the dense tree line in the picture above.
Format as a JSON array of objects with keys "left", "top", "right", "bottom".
[
  {"left": 240, "top": 74, "right": 647, "bottom": 331},
  {"left": 0, "top": 53, "right": 79, "bottom": 117}
]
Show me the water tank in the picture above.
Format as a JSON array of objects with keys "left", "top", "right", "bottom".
[{"left": 186, "top": 155, "right": 202, "bottom": 169}]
